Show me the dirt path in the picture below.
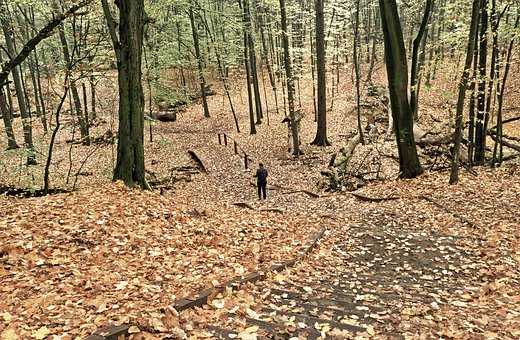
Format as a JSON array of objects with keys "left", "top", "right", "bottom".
[
  {"left": 172, "top": 165, "right": 520, "bottom": 338},
  {"left": 195, "top": 207, "right": 487, "bottom": 338}
]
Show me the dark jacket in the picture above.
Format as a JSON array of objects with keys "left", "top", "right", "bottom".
[{"left": 256, "top": 167, "right": 268, "bottom": 183}]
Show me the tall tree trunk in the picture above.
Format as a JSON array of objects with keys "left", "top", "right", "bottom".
[
  {"left": 353, "top": 0, "right": 365, "bottom": 146},
  {"left": 258, "top": 3, "right": 279, "bottom": 116},
  {"left": 474, "top": 0, "right": 488, "bottom": 165},
  {"left": 175, "top": 14, "right": 187, "bottom": 95},
  {"left": 467, "top": 26, "right": 480, "bottom": 163},
  {"left": 311, "top": 0, "right": 330, "bottom": 146},
  {"left": 492, "top": 13, "right": 518, "bottom": 166},
  {"left": 200, "top": 7, "right": 240, "bottom": 132},
  {"left": 51, "top": 0, "right": 90, "bottom": 145},
  {"left": 279, "top": 0, "right": 300, "bottom": 155},
  {"left": 410, "top": 0, "right": 433, "bottom": 120},
  {"left": 90, "top": 75, "right": 96, "bottom": 119},
  {"left": 378, "top": 0, "right": 422, "bottom": 178},
  {"left": 240, "top": 0, "right": 257, "bottom": 134},
  {"left": 113, "top": 0, "right": 148, "bottom": 189},
  {"left": 30, "top": 8, "right": 48, "bottom": 132},
  {"left": 0, "top": 50, "right": 18, "bottom": 149},
  {"left": 16, "top": 10, "right": 46, "bottom": 133},
  {"left": 450, "top": 0, "right": 480, "bottom": 184},
  {"left": 189, "top": 4, "right": 210, "bottom": 118},
  {"left": 243, "top": 0, "right": 263, "bottom": 124},
  {"left": 484, "top": 0, "right": 498, "bottom": 132}
]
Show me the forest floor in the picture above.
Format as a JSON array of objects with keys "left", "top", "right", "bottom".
[{"left": 1, "top": 68, "right": 520, "bottom": 339}]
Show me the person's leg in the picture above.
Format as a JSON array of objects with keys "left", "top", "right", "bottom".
[
  {"left": 262, "top": 183, "right": 267, "bottom": 199},
  {"left": 257, "top": 182, "right": 262, "bottom": 199}
]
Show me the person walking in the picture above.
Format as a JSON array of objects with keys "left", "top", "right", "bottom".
[{"left": 254, "top": 163, "right": 268, "bottom": 200}]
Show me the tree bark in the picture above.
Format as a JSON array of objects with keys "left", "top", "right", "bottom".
[
  {"left": 353, "top": 0, "right": 365, "bottom": 146},
  {"left": 112, "top": 0, "right": 149, "bottom": 189},
  {"left": 51, "top": 0, "right": 90, "bottom": 145},
  {"left": 311, "top": 0, "right": 330, "bottom": 146},
  {"left": 241, "top": 0, "right": 257, "bottom": 135},
  {"left": 378, "top": 0, "right": 422, "bottom": 178},
  {"left": 0, "top": 86, "right": 18, "bottom": 149},
  {"left": 410, "top": 0, "right": 433, "bottom": 120},
  {"left": 279, "top": 0, "right": 301, "bottom": 156},
  {"left": 450, "top": 0, "right": 481, "bottom": 184},
  {"left": 189, "top": 4, "right": 210, "bottom": 118},
  {"left": 474, "top": 0, "right": 488, "bottom": 164}
]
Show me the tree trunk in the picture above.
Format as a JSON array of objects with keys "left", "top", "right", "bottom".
[
  {"left": 484, "top": 0, "right": 498, "bottom": 134},
  {"left": 474, "top": 0, "right": 488, "bottom": 164},
  {"left": 189, "top": 4, "right": 210, "bottom": 118},
  {"left": 243, "top": 0, "right": 262, "bottom": 124},
  {"left": 311, "top": 0, "right": 330, "bottom": 146},
  {"left": 450, "top": 0, "right": 480, "bottom": 184},
  {"left": 90, "top": 75, "right": 96, "bottom": 120},
  {"left": 258, "top": 3, "right": 279, "bottom": 116},
  {"left": 378, "top": 0, "right": 422, "bottom": 178},
  {"left": 0, "top": 86, "right": 18, "bottom": 149},
  {"left": 200, "top": 7, "right": 240, "bottom": 132},
  {"left": 279, "top": 0, "right": 300, "bottom": 155},
  {"left": 410, "top": 0, "right": 433, "bottom": 120},
  {"left": 51, "top": 0, "right": 90, "bottom": 145},
  {"left": 493, "top": 13, "right": 519, "bottom": 166},
  {"left": 353, "top": 0, "right": 365, "bottom": 146},
  {"left": 241, "top": 0, "right": 257, "bottom": 135},
  {"left": 113, "top": 0, "right": 148, "bottom": 189}
]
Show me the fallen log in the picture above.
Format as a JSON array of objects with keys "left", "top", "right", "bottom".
[
  {"left": 283, "top": 190, "right": 321, "bottom": 198},
  {"left": 259, "top": 207, "right": 285, "bottom": 213},
  {"left": 489, "top": 115, "right": 520, "bottom": 130},
  {"left": 156, "top": 110, "right": 177, "bottom": 122},
  {"left": 155, "top": 85, "right": 216, "bottom": 123},
  {"left": 489, "top": 133, "right": 520, "bottom": 152},
  {"left": 233, "top": 202, "right": 255, "bottom": 210},
  {"left": 351, "top": 191, "right": 399, "bottom": 202},
  {"left": 417, "top": 132, "right": 454, "bottom": 147},
  {"left": 188, "top": 150, "right": 207, "bottom": 172},
  {"left": 330, "top": 133, "right": 361, "bottom": 170}
]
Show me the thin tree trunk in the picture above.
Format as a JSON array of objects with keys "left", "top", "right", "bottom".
[
  {"left": 493, "top": 13, "right": 518, "bottom": 166},
  {"left": 241, "top": 0, "right": 256, "bottom": 135},
  {"left": 244, "top": 0, "right": 263, "bottom": 124},
  {"left": 279, "top": 0, "right": 300, "bottom": 155},
  {"left": 353, "top": 0, "right": 365, "bottom": 145},
  {"left": 410, "top": 0, "right": 434, "bottom": 120},
  {"left": 474, "top": 0, "right": 488, "bottom": 164},
  {"left": 189, "top": 4, "right": 210, "bottom": 118},
  {"left": 258, "top": 3, "right": 279, "bottom": 117},
  {"left": 450, "top": 0, "right": 480, "bottom": 184},
  {"left": 51, "top": 0, "right": 89, "bottom": 145}
]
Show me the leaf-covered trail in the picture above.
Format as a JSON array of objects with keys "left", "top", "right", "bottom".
[
  {"left": 190, "top": 198, "right": 519, "bottom": 338},
  {"left": 201, "top": 220, "right": 484, "bottom": 338},
  {"left": 168, "top": 140, "right": 520, "bottom": 338}
]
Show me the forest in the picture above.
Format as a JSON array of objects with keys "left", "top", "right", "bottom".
[{"left": 0, "top": 0, "right": 519, "bottom": 338}]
